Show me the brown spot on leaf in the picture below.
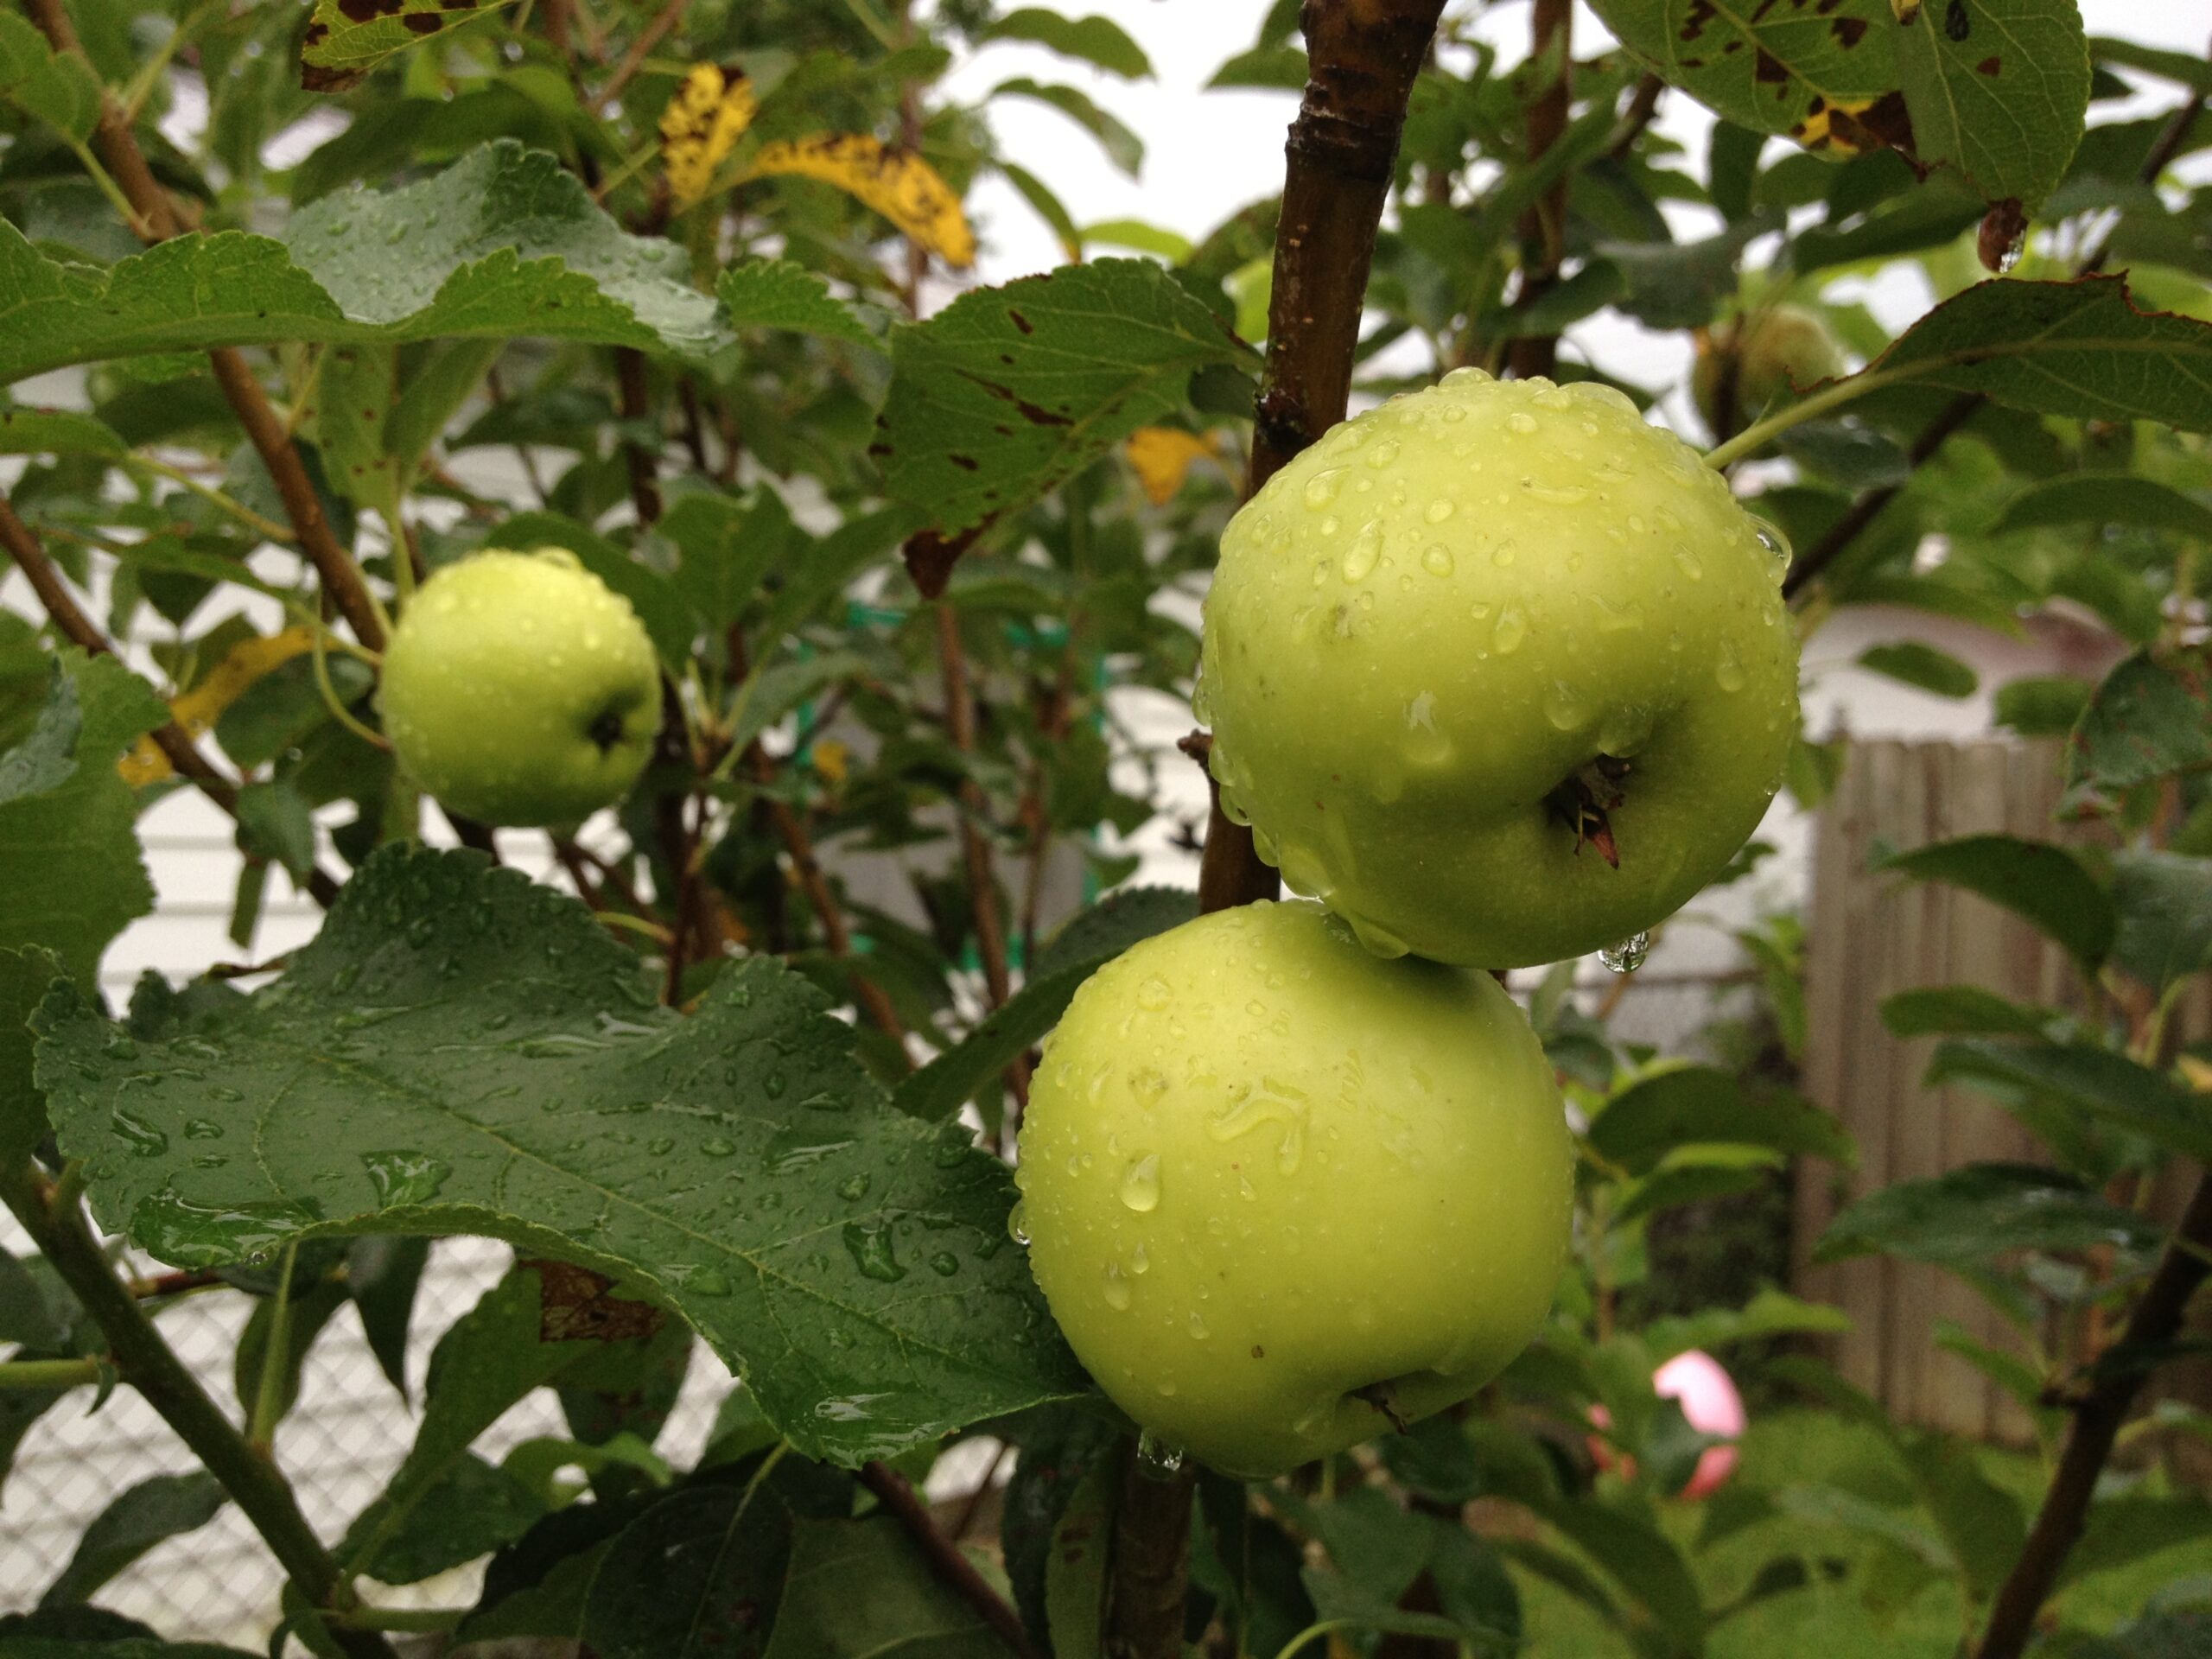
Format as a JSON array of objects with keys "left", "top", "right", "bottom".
[
  {"left": 1978, "top": 199, "right": 2026, "bottom": 272},
  {"left": 528, "top": 1259, "right": 665, "bottom": 1343},
  {"left": 1008, "top": 308, "right": 1034, "bottom": 335},
  {"left": 1754, "top": 48, "right": 1790, "bottom": 91},
  {"left": 904, "top": 523, "right": 987, "bottom": 597},
  {"left": 949, "top": 454, "right": 979, "bottom": 472},
  {"left": 1976, "top": 54, "right": 2001, "bottom": 74},
  {"left": 961, "top": 372, "right": 1071, "bottom": 428},
  {"left": 1833, "top": 16, "right": 1869, "bottom": 46},
  {"left": 1944, "top": 0, "right": 1969, "bottom": 40}
]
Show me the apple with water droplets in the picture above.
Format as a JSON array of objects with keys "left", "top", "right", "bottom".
[
  {"left": 1199, "top": 370, "right": 1800, "bottom": 969},
  {"left": 379, "top": 549, "right": 662, "bottom": 827},
  {"left": 1014, "top": 899, "right": 1573, "bottom": 1478}
]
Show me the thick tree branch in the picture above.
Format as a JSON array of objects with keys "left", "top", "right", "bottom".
[
  {"left": 0, "top": 495, "right": 342, "bottom": 906},
  {"left": 1105, "top": 1447, "right": 1196, "bottom": 1659},
  {"left": 1200, "top": 0, "right": 1447, "bottom": 917},
  {"left": 1974, "top": 1170, "right": 2212, "bottom": 1659},
  {"left": 26, "top": 0, "right": 388, "bottom": 653},
  {"left": 858, "top": 1460, "right": 1042, "bottom": 1659},
  {"left": 1784, "top": 86, "right": 2204, "bottom": 603},
  {"left": 1, "top": 1163, "right": 396, "bottom": 1659}
]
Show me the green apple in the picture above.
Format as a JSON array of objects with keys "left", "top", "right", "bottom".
[
  {"left": 1693, "top": 304, "right": 1848, "bottom": 435},
  {"left": 378, "top": 549, "right": 661, "bottom": 828},
  {"left": 1014, "top": 899, "right": 1573, "bottom": 1478},
  {"left": 1199, "top": 370, "right": 1800, "bottom": 969}
]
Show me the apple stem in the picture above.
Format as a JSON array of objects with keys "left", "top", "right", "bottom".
[{"left": 1700, "top": 368, "right": 1907, "bottom": 474}]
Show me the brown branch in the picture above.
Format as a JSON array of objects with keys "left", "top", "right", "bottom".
[
  {"left": 1784, "top": 85, "right": 2205, "bottom": 605},
  {"left": 1106, "top": 1450, "right": 1197, "bottom": 1659},
  {"left": 760, "top": 786, "right": 910, "bottom": 1049},
  {"left": 1503, "top": 0, "right": 1573, "bottom": 381},
  {"left": 1606, "top": 72, "right": 1665, "bottom": 161},
  {"left": 0, "top": 496, "right": 342, "bottom": 907},
  {"left": 1199, "top": 0, "right": 1446, "bottom": 916},
  {"left": 613, "top": 348, "right": 665, "bottom": 528},
  {"left": 859, "top": 1461, "right": 1042, "bottom": 1659},
  {"left": 1974, "top": 1170, "right": 2212, "bottom": 1659},
  {"left": 589, "top": 0, "right": 690, "bottom": 116},
  {"left": 934, "top": 605, "right": 1027, "bottom": 1102},
  {"left": 27, "top": 0, "right": 389, "bottom": 653}
]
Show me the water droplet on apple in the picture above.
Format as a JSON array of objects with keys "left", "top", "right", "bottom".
[
  {"left": 1599, "top": 932, "right": 1651, "bottom": 974},
  {"left": 1493, "top": 606, "right": 1529, "bottom": 655},
  {"left": 1716, "top": 648, "right": 1747, "bottom": 693},
  {"left": 1366, "top": 438, "right": 1400, "bottom": 470},
  {"left": 1119, "top": 1153, "right": 1161, "bottom": 1213},
  {"left": 1424, "top": 499, "right": 1454, "bottom": 524},
  {"left": 1340, "top": 520, "right": 1382, "bottom": 582},
  {"left": 1188, "top": 1311, "right": 1211, "bottom": 1340},
  {"left": 1754, "top": 518, "right": 1792, "bottom": 582},
  {"left": 1103, "top": 1261, "right": 1133, "bottom": 1310},
  {"left": 1491, "top": 541, "right": 1516, "bottom": 568},
  {"left": 1136, "top": 976, "right": 1171, "bottom": 1011},
  {"left": 1007, "top": 1201, "right": 1031, "bottom": 1245},
  {"left": 1301, "top": 468, "right": 1345, "bottom": 510},
  {"left": 1130, "top": 1240, "right": 1150, "bottom": 1274},
  {"left": 1441, "top": 365, "right": 1491, "bottom": 388},
  {"left": 1592, "top": 594, "right": 1643, "bottom": 633},
  {"left": 1673, "top": 545, "right": 1704, "bottom": 581},
  {"left": 1542, "top": 681, "right": 1591, "bottom": 732},
  {"left": 1136, "top": 1431, "right": 1186, "bottom": 1475}
]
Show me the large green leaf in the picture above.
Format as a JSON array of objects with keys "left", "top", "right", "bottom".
[
  {"left": 1927, "top": 1039, "right": 2212, "bottom": 1161},
  {"left": 1586, "top": 0, "right": 2088, "bottom": 213},
  {"left": 2108, "top": 850, "right": 2212, "bottom": 1000},
  {"left": 984, "top": 10, "right": 1153, "bottom": 79},
  {"left": 0, "top": 143, "right": 729, "bottom": 385},
  {"left": 1815, "top": 1162, "right": 2164, "bottom": 1268},
  {"left": 1990, "top": 474, "right": 2212, "bottom": 542},
  {"left": 0, "top": 12, "right": 100, "bottom": 143},
  {"left": 1863, "top": 276, "right": 2212, "bottom": 432},
  {"left": 717, "top": 260, "right": 881, "bottom": 349},
  {"left": 32, "top": 848, "right": 1087, "bottom": 1464},
  {"left": 1, "top": 946, "right": 59, "bottom": 1164},
  {"left": 759, "top": 1515, "right": 1016, "bottom": 1659},
  {"left": 1876, "top": 835, "right": 2113, "bottom": 976},
  {"left": 1586, "top": 1067, "right": 1854, "bottom": 1176},
  {"left": 873, "top": 260, "right": 1255, "bottom": 552},
  {"left": 0, "top": 653, "right": 167, "bottom": 984},
  {"left": 892, "top": 887, "right": 1196, "bottom": 1120}
]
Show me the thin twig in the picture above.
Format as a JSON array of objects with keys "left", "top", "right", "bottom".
[
  {"left": 859, "top": 1461, "right": 1042, "bottom": 1659},
  {"left": 1503, "top": 0, "right": 1573, "bottom": 381},
  {"left": 1974, "top": 1171, "right": 2212, "bottom": 1659},
  {"left": 589, "top": 0, "right": 690, "bottom": 115},
  {"left": 0, "top": 495, "right": 343, "bottom": 906},
  {"left": 0, "top": 1163, "right": 397, "bottom": 1659}
]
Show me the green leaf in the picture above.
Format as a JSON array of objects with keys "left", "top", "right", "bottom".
[
  {"left": 301, "top": 0, "right": 522, "bottom": 93},
  {"left": 663, "top": 489, "right": 798, "bottom": 635},
  {"left": 1858, "top": 640, "right": 1978, "bottom": 698},
  {"left": 34, "top": 847, "right": 1088, "bottom": 1464},
  {"left": 0, "top": 12, "right": 100, "bottom": 143},
  {"left": 1879, "top": 984, "right": 2056, "bottom": 1039},
  {"left": 759, "top": 1515, "right": 1018, "bottom": 1659},
  {"left": 1876, "top": 835, "right": 2113, "bottom": 975},
  {"left": 0, "top": 143, "right": 730, "bottom": 385},
  {"left": 0, "top": 407, "right": 124, "bottom": 457},
  {"left": 717, "top": 260, "right": 881, "bottom": 349},
  {"left": 234, "top": 781, "right": 318, "bottom": 882},
  {"left": 233, "top": 1275, "right": 348, "bottom": 1439},
  {"left": 346, "top": 1235, "right": 428, "bottom": 1401},
  {"left": 1533, "top": 1498, "right": 1704, "bottom": 1649},
  {"left": 1927, "top": 1038, "right": 2212, "bottom": 1161},
  {"left": 874, "top": 260, "right": 1255, "bottom": 543},
  {"left": 1990, "top": 474, "right": 2212, "bottom": 541},
  {"left": 2061, "top": 649, "right": 2212, "bottom": 817},
  {"left": 2057, "top": 1493, "right": 2212, "bottom": 1589},
  {"left": 992, "top": 79, "right": 1144, "bottom": 175},
  {"left": 1208, "top": 44, "right": 1307, "bottom": 90},
  {"left": 893, "top": 887, "right": 1196, "bottom": 1119},
  {"left": 1993, "top": 675, "right": 2092, "bottom": 737},
  {"left": 1642, "top": 1287, "right": 1852, "bottom": 1360},
  {"left": 1864, "top": 275, "right": 2212, "bottom": 432},
  {"left": 581, "top": 1458, "right": 854, "bottom": 1659},
  {"left": 39, "top": 1473, "right": 226, "bottom": 1608},
  {"left": 0, "top": 946, "right": 59, "bottom": 1164},
  {"left": 1586, "top": 0, "right": 2088, "bottom": 213},
  {"left": 353, "top": 1452, "right": 546, "bottom": 1585},
  {"left": 1042, "top": 1466, "right": 1112, "bottom": 1659},
  {"left": 1815, "top": 1162, "right": 2163, "bottom": 1267},
  {"left": 1907, "top": 1436, "right": 2025, "bottom": 1600},
  {"left": 1586, "top": 1067, "right": 1853, "bottom": 1176},
  {"left": 985, "top": 10, "right": 1153, "bottom": 79},
  {"left": 0, "top": 653, "right": 167, "bottom": 982},
  {"left": 2109, "top": 850, "right": 2212, "bottom": 1000}
]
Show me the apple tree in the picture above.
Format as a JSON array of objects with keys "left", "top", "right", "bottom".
[{"left": 2, "top": 2, "right": 2211, "bottom": 1657}]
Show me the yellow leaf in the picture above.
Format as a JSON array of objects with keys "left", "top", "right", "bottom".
[
  {"left": 660, "top": 63, "right": 759, "bottom": 211},
  {"left": 119, "top": 626, "right": 316, "bottom": 786},
  {"left": 742, "top": 135, "right": 976, "bottom": 269},
  {"left": 2183, "top": 1053, "right": 2212, "bottom": 1094},
  {"left": 810, "top": 739, "right": 849, "bottom": 787},
  {"left": 1124, "top": 428, "right": 1220, "bottom": 506}
]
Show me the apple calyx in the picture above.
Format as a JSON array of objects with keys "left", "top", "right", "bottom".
[
  {"left": 1546, "top": 754, "right": 1633, "bottom": 868},
  {"left": 1351, "top": 1378, "right": 1413, "bottom": 1433}
]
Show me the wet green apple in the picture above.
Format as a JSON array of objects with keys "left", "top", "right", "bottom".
[
  {"left": 1199, "top": 370, "right": 1800, "bottom": 969},
  {"left": 1014, "top": 899, "right": 1573, "bottom": 1478},
  {"left": 1694, "top": 303, "right": 1849, "bottom": 435},
  {"left": 379, "top": 549, "right": 662, "bottom": 828}
]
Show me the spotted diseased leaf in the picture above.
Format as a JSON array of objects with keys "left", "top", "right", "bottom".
[
  {"left": 1586, "top": 0, "right": 2088, "bottom": 213},
  {"left": 301, "top": 0, "right": 524, "bottom": 93},
  {"left": 0, "top": 143, "right": 728, "bottom": 385},
  {"left": 1866, "top": 275, "right": 2212, "bottom": 432},
  {"left": 873, "top": 260, "right": 1256, "bottom": 566},
  {"left": 662, "top": 64, "right": 760, "bottom": 211},
  {"left": 31, "top": 848, "right": 1087, "bottom": 1465},
  {"left": 741, "top": 136, "right": 976, "bottom": 269}
]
